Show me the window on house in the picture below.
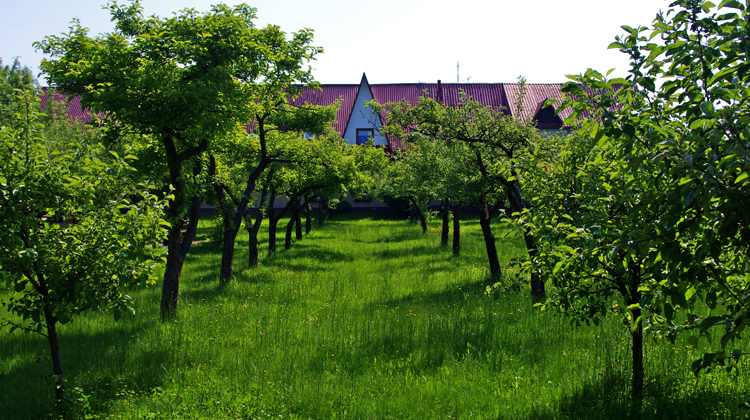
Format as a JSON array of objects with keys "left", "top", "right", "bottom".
[{"left": 356, "top": 128, "right": 374, "bottom": 145}]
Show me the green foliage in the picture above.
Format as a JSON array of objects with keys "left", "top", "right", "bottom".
[
  {"left": 371, "top": 90, "right": 544, "bottom": 288},
  {"left": 0, "top": 57, "right": 37, "bottom": 126},
  {"left": 371, "top": 92, "right": 534, "bottom": 212},
  {"left": 0, "top": 89, "right": 167, "bottom": 332},
  {"left": 268, "top": 127, "right": 386, "bottom": 212},
  {"left": 373, "top": 139, "right": 446, "bottom": 223},
  {"left": 35, "top": 0, "right": 324, "bottom": 314},
  {"left": 330, "top": 199, "right": 352, "bottom": 214},
  {"left": 35, "top": 1, "right": 319, "bottom": 151},
  {"left": 550, "top": 0, "right": 750, "bottom": 379}
]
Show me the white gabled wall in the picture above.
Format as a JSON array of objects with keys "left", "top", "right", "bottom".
[{"left": 343, "top": 74, "right": 387, "bottom": 146}]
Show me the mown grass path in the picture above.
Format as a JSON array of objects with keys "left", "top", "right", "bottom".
[{"left": 1, "top": 214, "right": 748, "bottom": 419}]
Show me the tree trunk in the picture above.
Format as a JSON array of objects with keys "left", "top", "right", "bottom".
[
  {"left": 209, "top": 155, "right": 242, "bottom": 285},
  {"left": 477, "top": 202, "right": 501, "bottom": 279},
  {"left": 161, "top": 185, "right": 201, "bottom": 319},
  {"left": 247, "top": 220, "right": 260, "bottom": 267},
  {"left": 522, "top": 228, "right": 545, "bottom": 301},
  {"left": 268, "top": 216, "right": 279, "bottom": 254},
  {"left": 210, "top": 154, "right": 274, "bottom": 284},
  {"left": 505, "top": 181, "right": 546, "bottom": 300},
  {"left": 453, "top": 204, "right": 461, "bottom": 256},
  {"left": 245, "top": 205, "right": 264, "bottom": 268},
  {"left": 268, "top": 192, "right": 293, "bottom": 255},
  {"left": 441, "top": 198, "right": 450, "bottom": 246},
  {"left": 44, "top": 308, "right": 64, "bottom": 403},
  {"left": 285, "top": 197, "right": 298, "bottom": 250},
  {"left": 295, "top": 202, "right": 303, "bottom": 240},
  {"left": 631, "top": 314, "right": 644, "bottom": 399},
  {"left": 409, "top": 197, "right": 428, "bottom": 233},
  {"left": 160, "top": 137, "right": 206, "bottom": 320},
  {"left": 305, "top": 202, "right": 312, "bottom": 234},
  {"left": 267, "top": 192, "right": 278, "bottom": 255},
  {"left": 246, "top": 168, "right": 274, "bottom": 268},
  {"left": 317, "top": 196, "right": 328, "bottom": 226},
  {"left": 219, "top": 223, "right": 239, "bottom": 285},
  {"left": 628, "top": 271, "right": 644, "bottom": 401},
  {"left": 285, "top": 216, "right": 294, "bottom": 250}
]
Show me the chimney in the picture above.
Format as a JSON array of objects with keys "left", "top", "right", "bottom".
[{"left": 437, "top": 80, "right": 443, "bottom": 104}]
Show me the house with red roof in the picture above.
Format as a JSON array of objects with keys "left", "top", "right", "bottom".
[
  {"left": 40, "top": 74, "right": 572, "bottom": 211},
  {"left": 294, "top": 73, "right": 570, "bottom": 153},
  {"left": 41, "top": 73, "right": 571, "bottom": 150}
]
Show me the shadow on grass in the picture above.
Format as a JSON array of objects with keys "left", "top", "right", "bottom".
[
  {"left": 0, "top": 319, "right": 166, "bottom": 419},
  {"left": 180, "top": 274, "right": 280, "bottom": 304},
  {"left": 523, "top": 371, "right": 744, "bottom": 420},
  {"left": 278, "top": 244, "right": 355, "bottom": 265}
]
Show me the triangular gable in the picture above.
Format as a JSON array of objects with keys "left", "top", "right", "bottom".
[
  {"left": 532, "top": 100, "right": 564, "bottom": 129},
  {"left": 341, "top": 73, "right": 387, "bottom": 146},
  {"left": 502, "top": 83, "right": 568, "bottom": 129}
]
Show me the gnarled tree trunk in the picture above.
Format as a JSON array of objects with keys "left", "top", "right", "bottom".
[
  {"left": 305, "top": 201, "right": 312, "bottom": 234},
  {"left": 245, "top": 169, "right": 274, "bottom": 268},
  {"left": 441, "top": 198, "right": 450, "bottom": 246},
  {"left": 285, "top": 216, "right": 295, "bottom": 250},
  {"left": 505, "top": 180, "right": 546, "bottom": 300},
  {"left": 628, "top": 268, "right": 644, "bottom": 401},
  {"left": 161, "top": 142, "right": 205, "bottom": 320},
  {"left": 294, "top": 200, "right": 303, "bottom": 241},
  {"left": 477, "top": 200, "right": 501, "bottom": 279},
  {"left": 267, "top": 191, "right": 278, "bottom": 255},
  {"left": 44, "top": 307, "right": 64, "bottom": 403},
  {"left": 317, "top": 196, "right": 328, "bottom": 226},
  {"left": 268, "top": 192, "right": 293, "bottom": 254},
  {"left": 161, "top": 171, "right": 201, "bottom": 319},
  {"left": 453, "top": 203, "right": 461, "bottom": 256}
]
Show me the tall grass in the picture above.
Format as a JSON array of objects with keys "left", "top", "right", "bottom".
[{"left": 1, "top": 213, "right": 748, "bottom": 419}]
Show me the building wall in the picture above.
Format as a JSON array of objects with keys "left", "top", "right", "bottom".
[{"left": 342, "top": 78, "right": 387, "bottom": 146}]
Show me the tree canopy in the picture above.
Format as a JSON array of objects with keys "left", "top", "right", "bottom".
[
  {"left": 0, "top": 88, "right": 166, "bottom": 403},
  {"left": 526, "top": 0, "right": 750, "bottom": 397},
  {"left": 35, "top": 1, "right": 322, "bottom": 317}
]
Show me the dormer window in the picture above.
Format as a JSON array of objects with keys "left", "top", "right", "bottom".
[{"left": 357, "top": 128, "right": 374, "bottom": 145}]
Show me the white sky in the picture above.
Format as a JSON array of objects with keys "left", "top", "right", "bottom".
[{"left": 1, "top": 0, "right": 669, "bottom": 85}]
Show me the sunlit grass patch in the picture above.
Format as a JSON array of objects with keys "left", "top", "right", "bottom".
[{"left": 1, "top": 213, "right": 748, "bottom": 419}]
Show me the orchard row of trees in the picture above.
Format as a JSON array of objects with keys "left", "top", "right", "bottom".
[
  {"left": 33, "top": 1, "right": 388, "bottom": 321},
  {"left": 370, "top": 0, "right": 750, "bottom": 400},
  {"left": 370, "top": 80, "right": 546, "bottom": 301},
  {"left": 4, "top": 0, "right": 749, "bottom": 408},
  {"left": 1, "top": 1, "right": 385, "bottom": 406}
]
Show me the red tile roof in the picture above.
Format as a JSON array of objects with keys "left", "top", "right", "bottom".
[
  {"left": 503, "top": 83, "right": 571, "bottom": 127},
  {"left": 39, "top": 88, "right": 101, "bottom": 122},
  {"left": 41, "top": 79, "right": 579, "bottom": 149},
  {"left": 294, "top": 85, "right": 359, "bottom": 135}
]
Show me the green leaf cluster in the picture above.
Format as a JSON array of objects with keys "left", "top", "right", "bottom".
[
  {"left": 539, "top": 0, "right": 750, "bottom": 379},
  {"left": 0, "top": 89, "right": 167, "bottom": 334}
]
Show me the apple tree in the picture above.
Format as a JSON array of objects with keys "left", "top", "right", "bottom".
[
  {"left": 35, "top": 1, "right": 321, "bottom": 317},
  {"left": 0, "top": 90, "right": 166, "bottom": 403}
]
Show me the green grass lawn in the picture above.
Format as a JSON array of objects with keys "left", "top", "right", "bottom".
[{"left": 1, "top": 213, "right": 748, "bottom": 419}]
